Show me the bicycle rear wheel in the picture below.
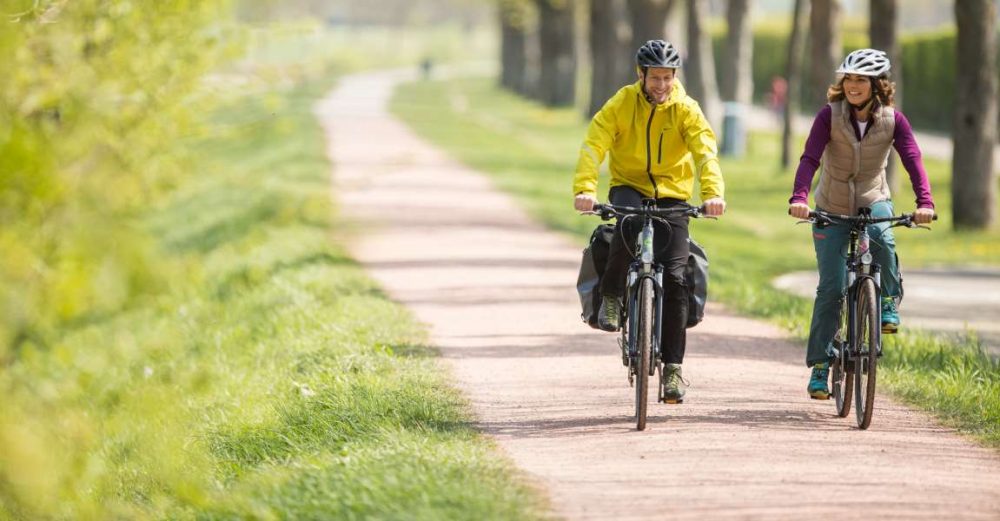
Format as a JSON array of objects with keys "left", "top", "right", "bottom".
[
  {"left": 635, "top": 277, "right": 653, "bottom": 431},
  {"left": 853, "top": 278, "right": 879, "bottom": 429},
  {"left": 832, "top": 298, "right": 853, "bottom": 417}
]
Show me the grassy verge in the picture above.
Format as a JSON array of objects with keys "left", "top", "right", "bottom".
[
  {"left": 391, "top": 76, "right": 1000, "bottom": 447},
  {"left": 0, "top": 72, "right": 544, "bottom": 520}
]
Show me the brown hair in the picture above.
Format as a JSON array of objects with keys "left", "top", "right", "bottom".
[{"left": 826, "top": 76, "right": 896, "bottom": 106}]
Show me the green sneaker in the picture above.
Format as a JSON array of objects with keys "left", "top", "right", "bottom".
[
  {"left": 881, "top": 297, "right": 899, "bottom": 334},
  {"left": 598, "top": 296, "right": 621, "bottom": 332},
  {"left": 661, "top": 363, "right": 687, "bottom": 403},
  {"left": 808, "top": 362, "right": 830, "bottom": 400}
]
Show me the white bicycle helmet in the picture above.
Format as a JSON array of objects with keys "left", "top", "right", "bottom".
[{"left": 836, "top": 48, "right": 891, "bottom": 77}]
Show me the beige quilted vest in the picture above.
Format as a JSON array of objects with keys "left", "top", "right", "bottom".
[{"left": 815, "top": 101, "right": 895, "bottom": 215}]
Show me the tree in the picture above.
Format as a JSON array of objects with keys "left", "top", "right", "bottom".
[
  {"left": 499, "top": 0, "right": 532, "bottom": 95},
  {"left": 587, "top": 0, "right": 632, "bottom": 116},
  {"left": 627, "top": 0, "right": 676, "bottom": 53},
  {"left": 720, "top": 0, "right": 752, "bottom": 105},
  {"left": 807, "top": 0, "right": 841, "bottom": 111},
  {"left": 781, "top": 0, "right": 808, "bottom": 168},
  {"left": 952, "top": 0, "right": 998, "bottom": 229},
  {"left": 684, "top": 0, "right": 721, "bottom": 131},
  {"left": 535, "top": 0, "right": 576, "bottom": 107},
  {"left": 870, "top": 0, "right": 900, "bottom": 192}
]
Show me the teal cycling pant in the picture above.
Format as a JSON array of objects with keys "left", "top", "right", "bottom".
[{"left": 805, "top": 200, "right": 900, "bottom": 367}]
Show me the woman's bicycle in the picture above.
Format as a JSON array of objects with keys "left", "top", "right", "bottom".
[
  {"left": 799, "top": 207, "right": 934, "bottom": 429},
  {"left": 591, "top": 201, "right": 708, "bottom": 431}
]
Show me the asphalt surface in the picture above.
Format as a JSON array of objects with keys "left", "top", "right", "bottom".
[{"left": 773, "top": 268, "right": 1000, "bottom": 355}]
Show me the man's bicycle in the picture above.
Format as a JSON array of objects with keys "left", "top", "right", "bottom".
[
  {"left": 591, "top": 201, "right": 708, "bottom": 430},
  {"left": 799, "top": 207, "right": 934, "bottom": 429}
]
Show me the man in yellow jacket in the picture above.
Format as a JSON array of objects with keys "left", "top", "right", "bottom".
[{"left": 573, "top": 39, "right": 726, "bottom": 403}]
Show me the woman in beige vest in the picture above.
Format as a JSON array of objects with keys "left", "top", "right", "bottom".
[{"left": 787, "top": 49, "right": 936, "bottom": 400}]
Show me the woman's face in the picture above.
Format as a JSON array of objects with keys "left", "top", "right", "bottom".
[{"left": 842, "top": 74, "right": 873, "bottom": 105}]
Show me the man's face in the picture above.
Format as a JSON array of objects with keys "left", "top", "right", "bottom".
[{"left": 640, "top": 67, "right": 676, "bottom": 104}]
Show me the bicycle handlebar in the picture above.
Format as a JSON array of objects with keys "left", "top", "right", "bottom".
[
  {"left": 590, "top": 202, "right": 707, "bottom": 221},
  {"left": 803, "top": 209, "right": 938, "bottom": 229}
]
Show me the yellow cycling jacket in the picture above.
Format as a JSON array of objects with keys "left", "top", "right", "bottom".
[{"left": 572, "top": 80, "right": 724, "bottom": 202}]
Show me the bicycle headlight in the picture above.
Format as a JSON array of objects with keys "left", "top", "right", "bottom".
[{"left": 861, "top": 252, "right": 873, "bottom": 265}]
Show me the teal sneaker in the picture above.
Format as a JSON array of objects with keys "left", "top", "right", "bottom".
[
  {"left": 808, "top": 363, "right": 830, "bottom": 400},
  {"left": 661, "top": 363, "right": 687, "bottom": 403},
  {"left": 597, "top": 296, "right": 621, "bottom": 332},
  {"left": 881, "top": 296, "right": 900, "bottom": 334}
]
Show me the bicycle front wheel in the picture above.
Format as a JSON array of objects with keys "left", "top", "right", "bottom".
[
  {"left": 635, "top": 277, "right": 653, "bottom": 431},
  {"left": 853, "top": 278, "right": 879, "bottom": 429},
  {"left": 832, "top": 297, "right": 853, "bottom": 417}
]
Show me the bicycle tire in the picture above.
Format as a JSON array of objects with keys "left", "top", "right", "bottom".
[
  {"left": 635, "top": 277, "right": 653, "bottom": 431},
  {"left": 853, "top": 278, "right": 879, "bottom": 429},
  {"left": 832, "top": 298, "right": 853, "bottom": 417}
]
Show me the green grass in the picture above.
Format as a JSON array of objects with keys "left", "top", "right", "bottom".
[
  {"left": 391, "top": 76, "right": 1000, "bottom": 447},
  {"left": 0, "top": 75, "right": 545, "bottom": 519}
]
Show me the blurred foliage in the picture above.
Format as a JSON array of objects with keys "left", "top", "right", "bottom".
[
  {"left": 0, "top": 15, "right": 537, "bottom": 517},
  {"left": 0, "top": 0, "right": 238, "bottom": 361},
  {"left": 712, "top": 23, "right": 999, "bottom": 131}
]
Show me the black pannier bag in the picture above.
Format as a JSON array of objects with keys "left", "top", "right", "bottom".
[
  {"left": 577, "top": 227, "right": 709, "bottom": 329},
  {"left": 685, "top": 238, "right": 709, "bottom": 328},
  {"left": 577, "top": 224, "right": 615, "bottom": 329}
]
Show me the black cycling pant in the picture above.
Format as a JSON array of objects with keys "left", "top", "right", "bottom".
[{"left": 600, "top": 185, "right": 690, "bottom": 365}]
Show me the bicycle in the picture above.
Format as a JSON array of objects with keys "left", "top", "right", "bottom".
[
  {"left": 591, "top": 201, "right": 709, "bottom": 430},
  {"left": 797, "top": 207, "right": 934, "bottom": 429}
]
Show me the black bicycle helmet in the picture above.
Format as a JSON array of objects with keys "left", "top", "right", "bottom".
[{"left": 636, "top": 39, "right": 682, "bottom": 69}]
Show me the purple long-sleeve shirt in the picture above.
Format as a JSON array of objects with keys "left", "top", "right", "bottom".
[{"left": 789, "top": 104, "right": 935, "bottom": 209}]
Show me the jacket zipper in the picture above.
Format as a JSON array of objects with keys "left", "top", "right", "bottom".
[
  {"left": 645, "top": 103, "right": 658, "bottom": 199},
  {"left": 657, "top": 132, "right": 664, "bottom": 164}
]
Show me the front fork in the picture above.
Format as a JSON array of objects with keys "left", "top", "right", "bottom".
[
  {"left": 625, "top": 263, "right": 664, "bottom": 369},
  {"left": 840, "top": 264, "right": 882, "bottom": 362}
]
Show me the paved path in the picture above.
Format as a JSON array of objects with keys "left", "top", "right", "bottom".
[
  {"left": 316, "top": 70, "right": 1000, "bottom": 520},
  {"left": 774, "top": 268, "right": 1000, "bottom": 355}
]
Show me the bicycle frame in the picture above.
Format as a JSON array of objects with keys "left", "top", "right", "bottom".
[
  {"left": 623, "top": 211, "right": 666, "bottom": 372},
  {"left": 836, "top": 209, "right": 883, "bottom": 363}
]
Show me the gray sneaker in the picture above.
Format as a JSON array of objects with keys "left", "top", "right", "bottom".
[
  {"left": 597, "top": 296, "right": 621, "bottom": 332},
  {"left": 661, "top": 363, "right": 687, "bottom": 403}
]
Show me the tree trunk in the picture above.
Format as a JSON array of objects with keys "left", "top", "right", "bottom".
[
  {"left": 781, "top": 0, "right": 808, "bottom": 168},
  {"left": 626, "top": 0, "right": 675, "bottom": 53},
  {"left": 807, "top": 0, "right": 841, "bottom": 111},
  {"left": 952, "top": 0, "right": 998, "bottom": 229},
  {"left": 499, "top": 0, "right": 530, "bottom": 95},
  {"left": 588, "top": 0, "right": 632, "bottom": 116},
  {"left": 720, "top": 0, "right": 752, "bottom": 104},
  {"left": 870, "top": 0, "right": 900, "bottom": 193},
  {"left": 535, "top": 0, "right": 577, "bottom": 107},
  {"left": 684, "top": 0, "right": 721, "bottom": 131}
]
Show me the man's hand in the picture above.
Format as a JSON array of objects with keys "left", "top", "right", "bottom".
[
  {"left": 788, "top": 202, "right": 811, "bottom": 219},
  {"left": 702, "top": 197, "right": 726, "bottom": 217},
  {"left": 913, "top": 207, "right": 935, "bottom": 225},
  {"left": 575, "top": 193, "right": 598, "bottom": 212}
]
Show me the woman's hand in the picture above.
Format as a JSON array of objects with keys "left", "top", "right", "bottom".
[
  {"left": 913, "top": 207, "right": 935, "bottom": 225},
  {"left": 574, "top": 193, "right": 598, "bottom": 212},
  {"left": 703, "top": 197, "right": 726, "bottom": 217},
  {"left": 788, "top": 202, "right": 811, "bottom": 219}
]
